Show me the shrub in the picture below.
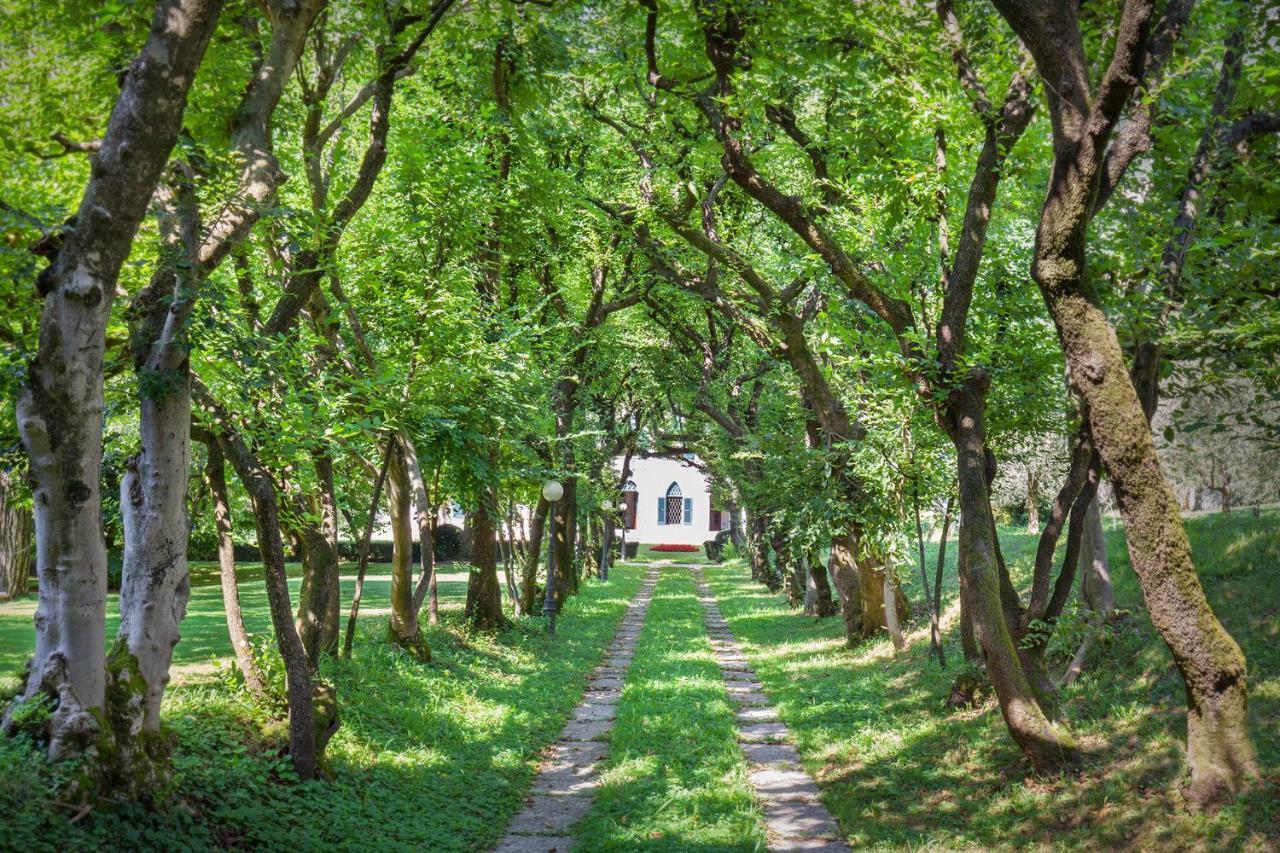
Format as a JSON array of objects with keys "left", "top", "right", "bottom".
[
  {"left": 433, "top": 523, "right": 464, "bottom": 562},
  {"left": 703, "top": 539, "right": 724, "bottom": 562}
]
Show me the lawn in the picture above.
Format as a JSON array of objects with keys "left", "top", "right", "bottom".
[
  {"left": 702, "top": 509, "right": 1279, "bottom": 850},
  {"left": 0, "top": 561, "right": 472, "bottom": 688},
  {"left": 1, "top": 566, "right": 646, "bottom": 851},
  {"left": 627, "top": 543, "right": 715, "bottom": 564}
]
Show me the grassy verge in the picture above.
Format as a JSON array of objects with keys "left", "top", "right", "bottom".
[
  {"left": 575, "top": 566, "right": 767, "bottom": 852},
  {"left": 0, "top": 568, "right": 644, "bottom": 852},
  {"left": 702, "top": 511, "right": 1279, "bottom": 850}
]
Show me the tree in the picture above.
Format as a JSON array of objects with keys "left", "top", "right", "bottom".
[
  {"left": 989, "top": 0, "right": 1258, "bottom": 804},
  {"left": 4, "top": 0, "right": 223, "bottom": 788}
]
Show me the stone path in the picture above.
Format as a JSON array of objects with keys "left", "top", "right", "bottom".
[
  {"left": 691, "top": 566, "right": 849, "bottom": 853},
  {"left": 493, "top": 567, "right": 660, "bottom": 853}
]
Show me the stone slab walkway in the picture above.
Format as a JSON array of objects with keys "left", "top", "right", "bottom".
[
  {"left": 493, "top": 567, "right": 660, "bottom": 853},
  {"left": 690, "top": 566, "right": 849, "bottom": 853}
]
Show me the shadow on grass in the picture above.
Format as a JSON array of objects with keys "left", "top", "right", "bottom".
[
  {"left": 704, "top": 510, "right": 1280, "bottom": 850},
  {"left": 1, "top": 569, "right": 647, "bottom": 852}
]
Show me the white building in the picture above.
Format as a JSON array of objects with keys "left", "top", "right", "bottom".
[{"left": 616, "top": 455, "right": 729, "bottom": 546}]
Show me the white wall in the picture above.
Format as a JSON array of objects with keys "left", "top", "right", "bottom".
[{"left": 615, "top": 455, "right": 726, "bottom": 545}]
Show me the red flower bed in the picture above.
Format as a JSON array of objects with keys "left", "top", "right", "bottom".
[{"left": 650, "top": 543, "right": 700, "bottom": 552}]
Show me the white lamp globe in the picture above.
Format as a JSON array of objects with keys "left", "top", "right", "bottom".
[
  {"left": 601, "top": 499, "right": 614, "bottom": 511},
  {"left": 542, "top": 480, "right": 564, "bottom": 502}
]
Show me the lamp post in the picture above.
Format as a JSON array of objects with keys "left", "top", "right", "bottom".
[
  {"left": 599, "top": 499, "right": 614, "bottom": 582},
  {"left": 542, "top": 479, "right": 564, "bottom": 634}
]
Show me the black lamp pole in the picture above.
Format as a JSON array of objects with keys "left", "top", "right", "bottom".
[
  {"left": 599, "top": 499, "right": 613, "bottom": 582},
  {"left": 542, "top": 480, "right": 562, "bottom": 634}
]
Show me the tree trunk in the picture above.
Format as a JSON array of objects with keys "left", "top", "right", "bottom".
[
  {"left": 552, "top": 478, "right": 578, "bottom": 605},
  {"left": 465, "top": 493, "right": 506, "bottom": 632},
  {"left": 883, "top": 565, "right": 905, "bottom": 651},
  {"left": 214, "top": 428, "right": 319, "bottom": 780},
  {"left": 746, "top": 511, "right": 774, "bottom": 589},
  {"left": 989, "top": 0, "right": 1259, "bottom": 802},
  {"left": 728, "top": 505, "right": 745, "bottom": 550},
  {"left": 828, "top": 529, "right": 864, "bottom": 646},
  {"left": 8, "top": 0, "right": 224, "bottom": 770},
  {"left": 403, "top": 438, "right": 439, "bottom": 622},
  {"left": 793, "top": 550, "right": 814, "bottom": 612},
  {"left": 951, "top": 375, "right": 1079, "bottom": 770},
  {"left": 386, "top": 441, "right": 429, "bottom": 661},
  {"left": 1025, "top": 470, "right": 1040, "bottom": 533},
  {"left": 1078, "top": 498, "right": 1114, "bottom": 616},
  {"left": 202, "top": 443, "right": 268, "bottom": 701},
  {"left": 0, "top": 471, "right": 33, "bottom": 601},
  {"left": 522, "top": 497, "right": 549, "bottom": 615},
  {"left": 503, "top": 503, "right": 522, "bottom": 615},
  {"left": 1062, "top": 304, "right": 1254, "bottom": 801},
  {"left": 294, "top": 455, "right": 340, "bottom": 667},
  {"left": 811, "top": 546, "right": 837, "bottom": 617}
]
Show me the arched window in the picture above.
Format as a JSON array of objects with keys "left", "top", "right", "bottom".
[{"left": 660, "top": 482, "right": 691, "bottom": 525}]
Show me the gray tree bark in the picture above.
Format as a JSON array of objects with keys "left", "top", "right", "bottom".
[{"left": 8, "top": 0, "right": 224, "bottom": 771}]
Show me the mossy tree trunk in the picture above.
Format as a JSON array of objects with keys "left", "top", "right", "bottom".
[{"left": 991, "top": 0, "right": 1258, "bottom": 805}]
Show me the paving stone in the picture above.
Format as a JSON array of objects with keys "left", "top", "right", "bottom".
[
  {"left": 748, "top": 767, "right": 822, "bottom": 800},
  {"left": 723, "top": 671, "right": 762, "bottom": 685},
  {"left": 582, "top": 689, "right": 620, "bottom": 704},
  {"left": 561, "top": 719, "right": 612, "bottom": 741},
  {"left": 730, "top": 690, "right": 772, "bottom": 706},
  {"left": 767, "top": 838, "right": 849, "bottom": 852},
  {"left": 588, "top": 677, "right": 624, "bottom": 688},
  {"left": 531, "top": 763, "right": 602, "bottom": 796},
  {"left": 570, "top": 703, "right": 616, "bottom": 722},
  {"left": 604, "top": 655, "right": 633, "bottom": 667},
  {"left": 740, "top": 741, "right": 803, "bottom": 766},
  {"left": 548, "top": 740, "right": 609, "bottom": 764},
  {"left": 493, "top": 834, "right": 577, "bottom": 852},
  {"left": 738, "top": 722, "right": 790, "bottom": 743},
  {"left": 735, "top": 706, "right": 779, "bottom": 723},
  {"left": 762, "top": 799, "right": 842, "bottom": 840},
  {"left": 507, "top": 795, "right": 594, "bottom": 835}
]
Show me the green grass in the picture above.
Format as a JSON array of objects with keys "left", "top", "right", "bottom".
[
  {"left": 701, "top": 510, "right": 1279, "bottom": 850},
  {"left": 628, "top": 544, "right": 713, "bottom": 564},
  {"left": 0, "top": 567, "right": 645, "bottom": 852},
  {"left": 575, "top": 566, "right": 768, "bottom": 851},
  {"left": 0, "top": 561, "right": 468, "bottom": 686}
]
